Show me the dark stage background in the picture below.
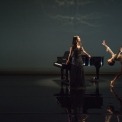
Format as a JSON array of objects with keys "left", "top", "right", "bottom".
[{"left": 0, "top": 0, "right": 122, "bottom": 74}]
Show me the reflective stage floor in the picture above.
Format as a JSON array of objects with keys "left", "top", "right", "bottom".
[{"left": 0, "top": 74, "right": 121, "bottom": 122}]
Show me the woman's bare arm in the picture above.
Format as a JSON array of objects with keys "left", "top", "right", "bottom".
[{"left": 81, "top": 46, "right": 91, "bottom": 58}]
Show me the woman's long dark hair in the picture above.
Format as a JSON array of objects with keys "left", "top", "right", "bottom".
[
  {"left": 72, "top": 36, "right": 78, "bottom": 49},
  {"left": 108, "top": 60, "right": 115, "bottom": 66},
  {"left": 72, "top": 36, "right": 82, "bottom": 50}
]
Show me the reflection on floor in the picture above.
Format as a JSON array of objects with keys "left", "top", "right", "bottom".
[
  {"left": 55, "top": 85, "right": 103, "bottom": 122},
  {"left": 0, "top": 74, "right": 121, "bottom": 122}
]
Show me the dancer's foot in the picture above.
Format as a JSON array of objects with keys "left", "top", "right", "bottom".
[{"left": 110, "top": 80, "right": 114, "bottom": 87}]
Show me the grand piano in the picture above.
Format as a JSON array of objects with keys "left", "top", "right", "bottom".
[{"left": 53, "top": 51, "right": 104, "bottom": 80}]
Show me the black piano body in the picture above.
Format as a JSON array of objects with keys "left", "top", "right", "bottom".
[{"left": 53, "top": 51, "right": 104, "bottom": 80}]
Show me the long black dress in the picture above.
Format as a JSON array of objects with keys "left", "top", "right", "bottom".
[{"left": 70, "top": 47, "right": 85, "bottom": 89}]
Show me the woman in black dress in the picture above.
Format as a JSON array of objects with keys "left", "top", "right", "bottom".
[{"left": 66, "top": 36, "right": 91, "bottom": 89}]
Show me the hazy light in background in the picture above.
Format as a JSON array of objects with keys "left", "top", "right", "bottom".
[{"left": 0, "top": 0, "right": 122, "bottom": 74}]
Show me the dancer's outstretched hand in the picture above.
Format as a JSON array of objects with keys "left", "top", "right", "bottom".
[{"left": 102, "top": 40, "right": 107, "bottom": 46}]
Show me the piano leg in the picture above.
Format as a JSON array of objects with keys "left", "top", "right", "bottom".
[
  {"left": 61, "top": 68, "right": 64, "bottom": 80},
  {"left": 95, "top": 66, "right": 100, "bottom": 79},
  {"left": 61, "top": 68, "right": 69, "bottom": 81},
  {"left": 95, "top": 66, "right": 101, "bottom": 95}
]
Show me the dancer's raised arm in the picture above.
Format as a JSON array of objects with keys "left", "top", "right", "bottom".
[{"left": 102, "top": 40, "right": 115, "bottom": 57}]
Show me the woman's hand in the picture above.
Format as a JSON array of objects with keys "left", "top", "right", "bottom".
[
  {"left": 66, "top": 60, "right": 69, "bottom": 65},
  {"left": 88, "top": 55, "right": 91, "bottom": 58}
]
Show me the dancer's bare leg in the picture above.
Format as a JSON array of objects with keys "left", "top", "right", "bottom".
[{"left": 110, "top": 66, "right": 122, "bottom": 87}]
